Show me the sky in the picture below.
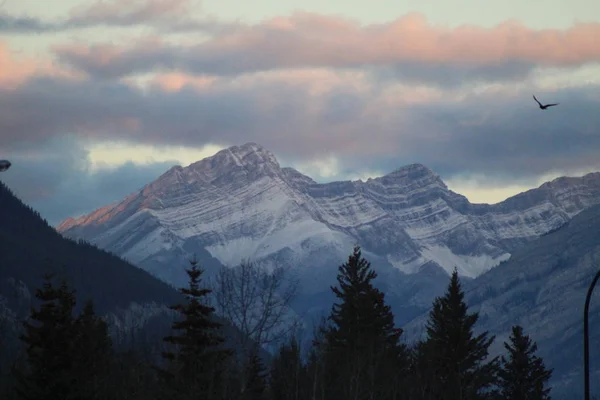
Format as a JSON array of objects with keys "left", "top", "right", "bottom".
[{"left": 0, "top": 0, "right": 599, "bottom": 226}]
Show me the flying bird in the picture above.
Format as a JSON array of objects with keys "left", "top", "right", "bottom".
[
  {"left": 0, "top": 160, "right": 11, "bottom": 172},
  {"left": 533, "top": 95, "right": 559, "bottom": 110}
]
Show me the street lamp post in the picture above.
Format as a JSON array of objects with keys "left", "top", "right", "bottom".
[
  {"left": 584, "top": 269, "right": 600, "bottom": 400},
  {"left": 0, "top": 160, "right": 11, "bottom": 172}
]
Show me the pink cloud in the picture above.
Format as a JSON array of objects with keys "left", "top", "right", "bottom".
[
  {"left": 218, "top": 12, "right": 600, "bottom": 67},
  {"left": 55, "top": 11, "right": 600, "bottom": 80},
  {"left": 0, "top": 42, "right": 83, "bottom": 89},
  {"left": 148, "top": 72, "right": 217, "bottom": 92}
]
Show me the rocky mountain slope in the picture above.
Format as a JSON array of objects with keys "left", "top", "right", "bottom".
[
  {"left": 58, "top": 142, "right": 600, "bottom": 293},
  {"left": 403, "top": 203, "right": 600, "bottom": 396}
]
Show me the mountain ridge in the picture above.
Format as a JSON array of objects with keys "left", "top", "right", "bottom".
[
  {"left": 46, "top": 142, "right": 600, "bottom": 396},
  {"left": 58, "top": 142, "right": 600, "bottom": 288}
]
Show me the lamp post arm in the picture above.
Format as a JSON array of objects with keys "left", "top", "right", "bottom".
[{"left": 584, "top": 268, "right": 600, "bottom": 400}]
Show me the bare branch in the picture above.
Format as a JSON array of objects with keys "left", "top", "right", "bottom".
[{"left": 210, "top": 259, "right": 300, "bottom": 356}]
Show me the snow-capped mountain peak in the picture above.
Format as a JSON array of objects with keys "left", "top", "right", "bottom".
[
  {"left": 58, "top": 143, "right": 600, "bottom": 290},
  {"left": 187, "top": 142, "right": 281, "bottom": 178}
]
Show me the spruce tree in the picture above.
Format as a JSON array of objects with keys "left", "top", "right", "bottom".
[
  {"left": 423, "top": 268, "right": 498, "bottom": 400},
  {"left": 13, "top": 273, "right": 77, "bottom": 400},
  {"left": 322, "top": 245, "right": 409, "bottom": 400},
  {"left": 497, "top": 325, "right": 552, "bottom": 400},
  {"left": 161, "top": 256, "right": 231, "bottom": 400}
]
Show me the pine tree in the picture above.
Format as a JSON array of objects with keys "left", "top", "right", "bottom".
[
  {"left": 13, "top": 273, "right": 78, "bottom": 400},
  {"left": 321, "top": 245, "right": 409, "bottom": 400},
  {"left": 497, "top": 325, "right": 552, "bottom": 400},
  {"left": 423, "top": 268, "right": 499, "bottom": 400},
  {"left": 161, "top": 256, "right": 231, "bottom": 400}
]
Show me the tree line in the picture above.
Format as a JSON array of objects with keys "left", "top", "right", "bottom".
[{"left": 0, "top": 245, "right": 553, "bottom": 400}]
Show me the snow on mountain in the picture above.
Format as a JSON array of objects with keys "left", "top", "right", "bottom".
[
  {"left": 58, "top": 142, "right": 600, "bottom": 290},
  {"left": 402, "top": 203, "right": 600, "bottom": 395}
]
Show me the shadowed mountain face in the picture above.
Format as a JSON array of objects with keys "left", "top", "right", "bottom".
[
  {"left": 0, "top": 181, "right": 182, "bottom": 316},
  {"left": 403, "top": 203, "right": 600, "bottom": 395}
]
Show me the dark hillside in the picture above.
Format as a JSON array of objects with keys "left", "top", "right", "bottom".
[{"left": 0, "top": 181, "right": 184, "bottom": 316}]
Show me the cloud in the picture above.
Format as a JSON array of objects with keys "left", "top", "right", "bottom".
[
  {"left": 0, "top": 136, "right": 179, "bottom": 225},
  {"left": 1, "top": 23, "right": 600, "bottom": 221},
  {"left": 52, "top": 12, "right": 600, "bottom": 85},
  {"left": 0, "top": 12, "right": 58, "bottom": 33},
  {"left": 0, "top": 0, "right": 228, "bottom": 34},
  {"left": 67, "top": 0, "right": 195, "bottom": 26},
  {"left": 85, "top": 141, "right": 224, "bottom": 171},
  {"left": 2, "top": 46, "right": 600, "bottom": 184},
  {"left": 0, "top": 42, "right": 82, "bottom": 89}
]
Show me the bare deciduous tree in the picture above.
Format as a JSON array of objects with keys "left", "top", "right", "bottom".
[
  {"left": 211, "top": 259, "right": 301, "bottom": 355},
  {"left": 210, "top": 259, "right": 301, "bottom": 395}
]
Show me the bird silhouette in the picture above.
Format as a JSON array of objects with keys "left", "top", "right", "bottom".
[{"left": 533, "top": 95, "right": 559, "bottom": 110}]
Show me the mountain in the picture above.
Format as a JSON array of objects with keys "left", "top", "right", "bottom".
[
  {"left": 58, "top": 142, "right": 600, "bottom": 287},
  {"left": 0, "top": 180, "right": 243, "bottom": 364},
  {"left": 403, "top": 203, "right": 600, "bottom": 396},
  {"left": 0, "top": 179, "right": 183, "bottom": 314},
  {"left": 53, "top": 142, "right": 600, "bottom": 395},
  {"left": 56, "top": 142, "right": 600, "bottom": 334}
]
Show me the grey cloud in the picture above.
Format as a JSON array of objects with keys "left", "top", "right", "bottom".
[
  {"left": 348, "top": 86, "right": 600, "bottom": 182},
  {"left": 368, "top": 60, "right": 535, "bottom": 89},
  {"left": 52, "top": 41, "right": 276, "bottom": 80},
  {"left": 66, "top": 0, "right": 193, "bottom": 26},
  {"left": 0, "top": 0, "right": 226, "bottom": 34},
  {"left": 54, "top": 45, "right": 181, "bottom": 80},
  {"left": 0, "top": 75, "right": 317, "bottom": 154},
  {"left": 0, "top": 13, "right": 60, "bottom": 33},
  {"left": 0, "top": 137, "right": 175, "bottom": 225},
  {"left": 1, "top": 73, "right": 600, "bottom": 199},
  {"left": 53, "top": 39, "right": 540, "bottom": 86}
]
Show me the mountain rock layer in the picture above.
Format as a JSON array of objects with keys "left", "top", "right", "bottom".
[{"left": 58, "top": 142, "right": 600, "bottom": 291}]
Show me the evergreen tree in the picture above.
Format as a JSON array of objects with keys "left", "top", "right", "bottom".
[
  {"left": 321, "top": 245, "right": 409, "bottom": 400},
  {"left": 242, "top": 348, "right": 268, "bottom": 400},
  {"left": 13, "top": 273, "right": 78, "bottom": 400},
  {"left": 270, "top": 336, "right": 307, "bottom": 400},
  {"left": 71, "top": 299, "right": 114, "bottom": 400},
  {"left": 408, "top": 340, "right": 437, "bottom": 400},
  {"left": 161, "top": 256, "right": 231, "bottom": 400},
  {"left": 497, "top": 325, "right": 552, "bottom": 400},
  {"left": 423, "top": 268, "right": 498, "bottom": 400}
]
